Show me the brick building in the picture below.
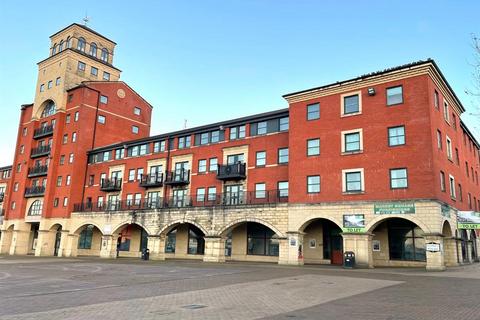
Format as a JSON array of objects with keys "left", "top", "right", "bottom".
[{"left": 0, "top": 23, "right": 479, "bottom": 270}]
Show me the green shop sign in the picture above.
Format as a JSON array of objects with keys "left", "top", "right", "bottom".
[
  {"left": 342, "top": 214, "right": 366, "bottom": 233},
  {"left": 457, "top": 211, "right": 480, "bottom": 229},
  {"left": 374, "top": 202, "right": 415, "bottom": 215}
]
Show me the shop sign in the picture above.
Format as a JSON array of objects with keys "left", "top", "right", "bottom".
[
  {"left": 374, "top": 202, "right": 415, "bottom": 215},
  {"left": 426, "top": 242, "right": 441, "bottom": 252},
  {"left": 343, "top": 214, "right": 366, "bottom": 233},
  {"left": 441, "top": 204, "right": 451, "bottom": 218},
  {"left": 457, "top": 211, "right": 480, "bottom": 229}
]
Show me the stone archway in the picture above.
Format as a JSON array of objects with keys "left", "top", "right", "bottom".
[
  {"left": 72, "top": 224, "right": 104, "bottom": 257},
  {"left": 300, "top": 218, "right": 344, "bottom": 266},
  {"left": 159, "top": 222, "right": 206, "bottom": 260},
  {"left": 442, "top": 220, "right": 458, "bottom": 267},
  {"left": 0, "top": 224, "right": 14, "bottom": 254},
  {"left": 112, "top": 223, "right": 150, "bottom": 258}
]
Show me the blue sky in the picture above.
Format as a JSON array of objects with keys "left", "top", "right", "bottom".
[{"left": 0, "top": 0, "right": 479, "bottom": 166}]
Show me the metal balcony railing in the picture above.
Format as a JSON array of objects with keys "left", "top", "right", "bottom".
[
  {"left": 31, "top": 145, "right": 51, "bottom": 158},
  {"left": 25, "top": 186, "right": 45, "bottom": 198},
  {"left": 164, "top": 169, "right": 190, "bottom": 186},
  {"left": 217, "top": 162, "right": 246, "bottom": 181},
  {"left": 27, "top": 165, "right": 48, "bottom": 177},
  {"left": 139, "top": 173, "right": 164, "bottom": 188},
  {"left": 100, "top": 178, "right": 122, "bottom": 192},
  {"left": 33, "top": 124, "right": 54, "bottom": 139},
  {"left": 73, "top": 190, "right": 288, "bottom": 213}
]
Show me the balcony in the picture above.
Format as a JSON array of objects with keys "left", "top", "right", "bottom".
[
  {"left": 217, "top": 162, "right": 246, "bottom": 181},
  {"left": 27, "top": 165, "right": 48, "bottom": 178},
  {"left": 139, "top": 173, "right": 164, "bottom": 188},
  {"left": 73, "top": 190, "right": 288, "bottom": 212},
  {"left": 30, "top": 145, "right": 51, "bottom": 158},
  {"left": 0, "top": 193, "right": 4, "bottom": 203},
  {"left": 33, "top": 124, "right": 54, "bottom": 139},
  {"left": 100, "top": 178, "right": 122, "bottom": 192},
  {"left": 164, "top": 169, "right": 190, "bottom": 186},
  {"left": 25, "top": 186, "right": 45, "bottom": 198}
]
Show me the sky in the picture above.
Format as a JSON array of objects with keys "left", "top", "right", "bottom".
[{"left": 0, "top": 0, "right": 479, "bottom": 166}]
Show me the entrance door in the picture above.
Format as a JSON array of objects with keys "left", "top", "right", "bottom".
[
  {"left": 224, "top": 185, "right": 243, "bottom": 205},
  {"left": 331, "top": 235, "right": 343, "bottom": 265},
  {"left": 54, "top": 228, "right": 62, "bottom": 256}
]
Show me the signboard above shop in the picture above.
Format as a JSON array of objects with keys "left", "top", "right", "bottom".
[
  {"left": 374, "top": 202, "right": 415, "bottom": 215},
  {"left": 457, "top": 211, "right": 480, "bottom": 229},
  {"left": 343, "top": 214, "right": 366, "bottom": 233}
]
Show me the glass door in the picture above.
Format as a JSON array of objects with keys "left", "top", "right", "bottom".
[{"left": 224, "top": 184, "right": 243, "bottom": 205}]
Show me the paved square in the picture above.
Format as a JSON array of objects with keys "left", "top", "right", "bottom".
[{"left": 0, "top": 257, "right": 479, "bottom": 320}]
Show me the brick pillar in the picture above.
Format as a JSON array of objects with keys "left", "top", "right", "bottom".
[
  {"left": 203, "top": 236, "right": 226, "bottom": 263},
  {"left": 278, "top": 232, "right": 304, "bottom": 265},
  {"left": 425, "top": 235, "right": 445, "bottom": 271},
  {"left": 35, "top": 229, "right": 55, "bottom": 256},
  {"left": 342, "top": 233, "right": 373, "bottom": 268},
  {"left": 147, "top": 235, "right": 166, "bottom": 260},
  {"left": 63, "top": 234, "right": 79, "bottom": 257},
  {"left": 100, "top": 235, "right": 117, "bottom": 258}
]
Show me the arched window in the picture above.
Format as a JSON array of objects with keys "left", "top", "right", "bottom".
[
  {"left": 77, "top": 37, "right": 86, "bottom": 52},
  {"left": 78, "top": 225, "right": 94, "bottom": 249},
  {"left": 51, "top": 43, "right": 57, "bottom": 56},
  {"left": 66, "top": 36, "right": 71, "bottom": 48},
  {"left": 41, "top": 101, "right": 56, "bottom": 118},
  {"left": 101, "top": 48, "right": 109, "bottom": 62},
  {"left": 58, "top": 40, "right": 64, "bottom": 52},
  {"left": 28, "top": 200, "right": 43, "bottom": 216},
  {"left": 89, "top": 42, "right": 97, "bottom": 57}
]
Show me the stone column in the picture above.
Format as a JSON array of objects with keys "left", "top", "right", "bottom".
[
  {"left": 56, "top": 230, "right": 69, "bottom": 257},
  {"left": 0, "top": 228, "right": 13, "bottom": 254},
  {"left": 443, "top": 237, "right": 459, "bottom": 267},
  {"left": 63, "top": 234, "right": 79, "bottom": 257},
  {"left": 100, "top": 235, "right": 118, "bottom": 258},
  {"left": 147, "top": 235, "right": 166, "bottom": 260},
  {"left": 425, "top": 234, "right": 446, "bottom": 271},
  {"left": 35, "top": 230, "right": 54, "bottom": 257},
  {"left": 342, "top": 233, "right": 373, "bottom": 268},
  {"left": 203, "top": 236, "right": 226, "bottom": 263},
  {"left": 10, "top": 230, "right": 31, "bottom": 255},
  {"left": 278, "top": 232, "right": 304, "bottom": 265}
]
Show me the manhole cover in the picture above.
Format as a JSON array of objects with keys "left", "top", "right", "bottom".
[{"left": 181, "top": 304, "right": 207, "bottom": 310}]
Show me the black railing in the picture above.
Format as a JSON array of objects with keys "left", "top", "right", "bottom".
[
  {"left": 164, "top": 169, "right": 190, "bottom": 186},
  {"left": 139, "top": 173, "right": 164, "bottom": 188},
  {"left": 33, "top": 124, "right": 54, "bottom": 139},
  {"left": 25, "top": 186, "right": 45, "bottom": 197},
  {"left": 27, "top": 165, "right": 48, "bottom": 177},
  {"left": 73, "top": 190, "right": 288, "bottom": 212},
  {"left": 100, "top": 178, "right": 122, "bottom": 192},
  {"left": 31, "top": 145, "right": 51, "bottom": 158},
  {"left": 0, "top": 193, "right": 4, "bottom": 203},
  {"left": 217, "top": 162, "right": 246, "bottom": 180}
]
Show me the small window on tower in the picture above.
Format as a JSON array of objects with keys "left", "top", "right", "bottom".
[
  {"left": 78, "top": 61, "right": 86, "bottom": 72},
  {"left": 91, "top": 67, "right": 98, "bottom": 77},
  {"left": 103, "top": 72, "right": 110, "bottom": 81},
  {"left": 100, "top": 95, "right": 108, "bottom": 104},
  {"left": 134, "top": 107, "right": 141, "bottom": 115},
  {"left": 132, "top": 126, "right": 139, "bottom": 134}
]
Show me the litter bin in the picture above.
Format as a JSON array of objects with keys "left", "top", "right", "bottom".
[
  {"left": 343, "top": 251, "right": 355, "bottom": 268},
  {"left": 141, "top": 248, "right": 150, "bottom": 261}
]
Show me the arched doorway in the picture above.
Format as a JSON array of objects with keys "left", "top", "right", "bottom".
[
  {"left": 441, "top": 220, "right": 457, "bottom": 266},
  {"left": 458, "top": 229, "right": 469, "bottom": 263},
  {"left": 0, "top": 224, "right": 14, "bottom": 254},
  {"left": 163, "top": 223, "right": 205, "bottom": 259},
  {"left": 53, "top": 225, "right": 62, "bottom": 256},
  {"left": 114, "top": 224, "right": 149, "bottom": 258},
  {"left": 75, "top": 224, "right": 103, "bottom": 257},
  {"left": 301, "top": 219, "right": 343, "bottom": 265},
  {"left": 371, "top": 218, "right": 426, "bottom": 267}
]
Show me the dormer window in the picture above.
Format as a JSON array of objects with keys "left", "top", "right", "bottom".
[
  {"left": 89, "top": 43, "right": 97, "bottom": 57},
  {"left": 101, "top": 48, "right": 108, "bottom": 62},
  {"left": 77, "top": 37, "right": 86, "bottom": 52}
]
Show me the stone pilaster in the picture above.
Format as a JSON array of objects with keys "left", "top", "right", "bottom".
[
  {"left": 203, "top": 236, "right": 226, "bottom": 263},
  {"left": 425, "top": 234, "right": 445, "bottom": 271},
  {"left": 147, "top": 235, "right": 166, "bottom": 260},
  {"left": 100, "top": 235, "right": 118, "bottom": 258},
  {"left": 0, "top": 228, "right": 13, "bottom": 254},
  {"left": 443, "top": 237, "right": 458, "bottom": 267},
  {"left": 63, "top": 234, "right": 79, "bottom": 257},
  {"left": 35, "top": 230, "right": 54, "bottom": 256},
  {"left": 342, "top": 233, "right": 373, "bottom": 268},
  {"left": 278, "top": 232, "right": 303, "bottom": 265},
  {"left": 9, "top": 230, "right": 31, "bottom": 255}
]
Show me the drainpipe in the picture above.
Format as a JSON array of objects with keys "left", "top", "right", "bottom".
[{"left": 163, "top": 136, "right": 171, "bottom": 205}]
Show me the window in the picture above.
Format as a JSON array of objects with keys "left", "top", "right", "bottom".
[
  {"left": 455, "top": 148, "right": 459, "bottom": 164},
  {"left": 446, "top": 136, "right": 452, "bottom": 160},
  {"left": 449, "top": 175, "right": 456, "bottom": 199},
  {"left": 14, "top": 182, "right": 19, "bottom": 192},
  {"left": 388, "top": 219, "right": 425, "bottom": 262},
  {"left": 257, "top": 121, "right": 267, "bottom": 135},
  {"left": 307, "top": 103, "right": 320, "bottom": 120},
  {"left": 22, "top": 127, "right": 27, "bottom": 136},
  {"left": 11, "top": 202, "right": 15, "bottom": 210},
  {"left": 77, "top": 61, "right": 86, "bottom": 71},
  {"left": 200, "top": 132, "right": 209, "bottom": 145},
  {"left": 100, "top": 95, "right": 108, "bottom": 104},
  {"left": 56, "top": 176, "right": 62, "bottom": 187},
  {"left": 307, "top": 138, "right": 320, "bottom": 156},
  {"left": 343, "top": 169, "right": 364, "bottom": 193},
  {"left": 40, "top": 84, "right": 45, "bottom": 92},
  {"left": 28, "top": 200, "right": 43, "bottom": 216},
  {"left": 387, "top": 126, "right": 405, "bottom": 146},
  {"left": 52, "top": 43, "right": 57, "bottom": 55},
  {"left": 434, "top": 90, "right": 439, "bottom": 109},
  {"left": 69, "top": 153, "right": 74, "bottom": 163},
  {"left": 134, "top": 107, "right": 141, "bottom": 115},
  {"left": 278, "top": 148, "right": 289, "bottom": 164},
  {"left": 211, "top": 130, "right": 220, "bottom": 143},
  {"left": 72, "top": 132, "right": 77, "bottom": 142},
  {"left": 78, "top": 225, "right": 94, "bottom": 249},
  {"left": 47, "top": 80, "right": 53, "bottom": 89},
  {"left": 115, "top": 149, "right": 124, "bottom": 159},
  {"left": 41, "top": 101, "right": 56, "bottom": 117},
  {"left": 196, "top": 188, "right": 205, "bottom": 202},
  {"left": 390, "top": 168, "right": 408, "bottom": 189},
  {"left": 153, "top": 141, "right": 166, "bottom": 153},
  {"left": 136, "top": 168, "right": 144, "bottom": 181},
  {"left": 66, "top": 175, "right": 71, "bottom": 186},
  {"left": 443, "top": 102, "right": 450, "bottom": 123},
  {"left": 247, "top": 223, "right": 279, "bottom": 256},
  {"left": 60, "top": 155, "right": 65, "bottom": 165},
  {"left": 440, "top": 171, "right": 446, "bottom": 192},
  {"left": 88, "top": 175, "right": 94, "bottom": 186},
  {"left": 56, "top": 77, "right": 61, "bottom": 86},
  {"left": 307, "top": 176, "right": 320, "bottom": 193},
  {"left": 74, "top": 111, "right": 79, "bottom": 122},
  {"left": 66, "top": 114, "right": 71, "bottom": 124},
  {"left": 278, "top": 181, "right": 289, "bottom": 198},
  {"left": 437, "top": 130, "right": 442, "bottom": 149},
  {"left": 209, "top": 158, "right": 218, "bottom": 172},
  {"left": 386, "top": 86, "right": 403, "bottom": 105},
  {"left": 63, "top": 134, "right": 68, "bottom": 144},
  {"left": 343, "top": 93, "right": 360, "bottom": 115},
  {"left": 255, "top": 183, "right": 266, "bottom": 198},
  {"left": 53, "top": 198, "right": 59, "bottom": 207},
  {"left": 128, "top": 169, "right": 135, "bottom": 181},
  {"left": 279, "top": 117, "right": 289, "bottom": 131},
  {"left": 16, "top": 163, "right": 21, "bottom": 172},
  {"left": 91, "top": 66, "right": 98, "bottom": 76},
  {"left": 20, "top": 145, "right": 24, "bottom": 154},
  {"left": 98, "top": 115, "right": 106, "bottom": 124},
  {"left": 208, "top": 187, "right": 216, "bottom": 201},
  {"left": 466, "top": 161, "right": 469, "bottom": 177},
  {"left": 101, "top": 48, "right": 109, "bottom": 62},
  {"left": 256, "top": 151, "right": 266, "bottom": 166},
  {"left": 77, "top": 37, "right": 86, "bottom": 52},
  {"left": 230, "top": 125, "right": 246, "bottom": 140},
  {"left": 89, "top": 42, "right": 97, "bottom": 57},
  {"left": 103, "top": 72, "right": 110, "bottom": 81},
  {"left": 132, "top": 126, "right": 139, "bottom": 134},
  {"left": 343, "top": 131, "right": 362, "bottom": 152},
  {"left": 198, "top": 159, "right": 207, "bottom": 173},
  {"left": 178, "top": 136, "right": 191, "bottom": 149}
]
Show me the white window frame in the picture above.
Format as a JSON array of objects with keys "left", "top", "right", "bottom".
[
  {"left": 446, "top": 136, "right": 452, "bottom": 160},
  {"left": 342, "top": 168, "right": 365, "bottom": 193},
  {"left": 341, "top": 91, "right": 362, "bottom": 117},
  {"left": 449, "top": 175, "right": 456, "bottom": 199},
  {"left": 341, "top": 128, "right": 363, "bottom": 153}
]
